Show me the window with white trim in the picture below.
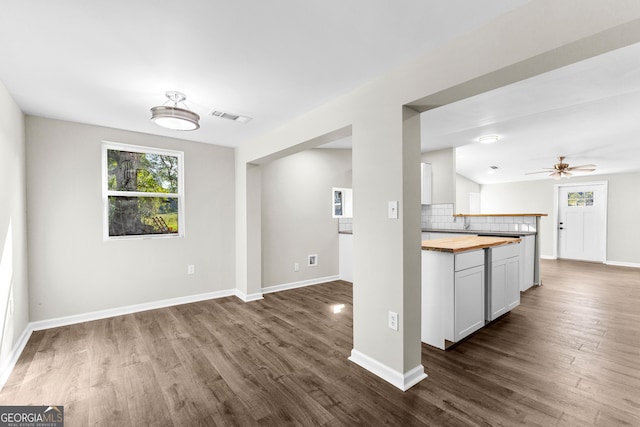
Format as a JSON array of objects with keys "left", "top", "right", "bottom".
[{"left": 103, "top": 142, "right": 184, "bottom": 239}]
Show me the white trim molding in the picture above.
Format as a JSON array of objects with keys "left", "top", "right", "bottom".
[
  {"left": 606, "top": 260, "right": 640, "bottom": 269},
  {"left": 348, "top": 349, "right": 427, "bottom": 391},
  {"left": 262, "top": 275, "right": 341, "bottom": 295},
  {"left": 29, "top": 289, "right": 236, "bottom": 331},
  {"left": 234, "top": 290, "right": 264, "bottom": 302},
  {"left": 0, "top": 326, "right": 33, "bottom": 391}
]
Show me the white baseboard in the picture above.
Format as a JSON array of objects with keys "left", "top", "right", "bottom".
[
  {"left": 234, "top": 290, "right": 264, "bottom": 302},
  {"left": 262, "top": 275, "right": 341, "bottom": 295},
  {"left": 0, "top": 326, "right": 33, "bottom": 391},
  {"left": 541, "top": 256, "right": 640, "bottom": 268},
  {"left": 30, "top": 288, "right": 236, "bottom": 331},
  {"left": 348, "top": 349, "right": 427, "bottom": 391},
  {"left": 606, "top": 260, "right": 640, "bottom": 269}
]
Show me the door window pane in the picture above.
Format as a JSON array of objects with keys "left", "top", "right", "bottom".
[{"left": 567, "top": 191, "right": 594, "bottom": 207}]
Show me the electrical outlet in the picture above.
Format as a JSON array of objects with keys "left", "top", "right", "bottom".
[
  {"left": 388, "top": 311, "right": 398, "bottom": 331},
  {"left": 187, "top": 264, "right": 195, "bottom": 275},
  {"left": 294, "top": 262, "right": 300, "bottom": 272}
]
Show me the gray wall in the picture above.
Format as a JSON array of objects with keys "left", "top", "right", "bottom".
[
  {"left": 480, "top": 173, "right": 640, "bottom": 264},
  {"left": 456, "top": 174, "right": 480, "bottom": 214},
  {"left": 421, "top": 148, "right": 456, "bottom": 204},
  {"left": 26, "top": 116, "right": 236, "bottom": 321},
  {"left": 261, "top": 148, "right": 352, "bottom": 288},
  {"left": 0, "top": 82, "right": 29, "bottom": 369}
]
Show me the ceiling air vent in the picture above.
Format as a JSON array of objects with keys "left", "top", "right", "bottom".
[{"left": 209, "top": 109, "right": 252, "bottom": 123}]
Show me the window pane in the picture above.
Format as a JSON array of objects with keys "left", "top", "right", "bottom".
[
  {"left": 108, "top": 196, "right": 179, "bottom": 236},
  {"left": 108, "top": 149, "right": 178, "bottom": 193}
]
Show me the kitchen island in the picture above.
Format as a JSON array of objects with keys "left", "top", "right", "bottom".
[{"left": 421, "top": 235, "right": 521, "bottom": 350}]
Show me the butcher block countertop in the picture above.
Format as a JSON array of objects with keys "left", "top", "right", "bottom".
[{"left": 422, "top": 236, "right": 521, "bottom": 253}]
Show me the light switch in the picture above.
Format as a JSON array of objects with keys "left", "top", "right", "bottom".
[{"left": 388, "top": 201, "right": 398, "bottom": 219}]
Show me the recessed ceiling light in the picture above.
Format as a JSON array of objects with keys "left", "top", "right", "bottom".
[
  {"left": 478, "top": 135, "right": 500, "bottom": 144},
  {"left": 488, "top": 165, "right": 499, "bottom": 174}
]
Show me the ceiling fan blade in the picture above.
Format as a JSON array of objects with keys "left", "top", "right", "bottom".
[
  {"left": 569, "top": 168, "right": 596, "bottom": 172},
  {"left": 525, "top": 170, "right": 554, "bottom": 175},
  {"left": 566, "top": 164, "right": 596, "bottom": 171}
]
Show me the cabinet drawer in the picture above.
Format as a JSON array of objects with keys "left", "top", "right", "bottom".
[
  {"left": 491, "top": 242, "right": 520, "bottom": 261},
  {"left": 455, "top": 250, "right": 484, "bottom": 271}
]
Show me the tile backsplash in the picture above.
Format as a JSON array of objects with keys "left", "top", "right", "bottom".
[
  {"left": 339, "top": 204, "right": 537, "bottom": 233},
  {"left": 422, "top": 203, "right": 537, "bottom": 233},
  {"left": 422, "top": 204, "right": 460, "bottom": 230}
]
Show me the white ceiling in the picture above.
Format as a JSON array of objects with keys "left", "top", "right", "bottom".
[
  {"left": 0, "top": 0, "right": 528, "bottom": 148},
  {"left": 4, "top": 1, "right": 637, "bottom": 186},
  {"left": 325, "top": 41, "right": 640, "bottom": 184},
  {"left": 421, "top": 41, "right": 640, "bottom": 184}
]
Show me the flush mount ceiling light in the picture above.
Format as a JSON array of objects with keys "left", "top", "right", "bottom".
[
  {"left": 478, "top": 135, "right": 500, "bottom": 144},
  {"left": 151, "top": 91, "right": 200, "bottom": 131}
]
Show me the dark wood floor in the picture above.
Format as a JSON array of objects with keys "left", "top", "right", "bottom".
[{"left": 1, "top": 259, "right": 639, "bottom": 426}]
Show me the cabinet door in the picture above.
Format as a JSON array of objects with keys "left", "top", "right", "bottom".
[
  {"left": 522, "top": 235, "right": 535, "bottom": 291},
  {"left": 488, "top": 258, "right": 508, "bottom": 321},
  {"left": 454, "top": 265, "right": 485, "bottom": 341},
  {"left": 506, "top": 256, "right": 521, "bottom": 310},
  {"left": 338, "top": 234, "right": 353, "bottom": 282}
]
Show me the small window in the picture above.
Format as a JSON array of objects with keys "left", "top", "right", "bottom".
[
  {"left": 567, "top": 191, "right": 594, "bottom": 207},
  {"left": 103, "top": 142, "right": 184, "bottom": 239}
]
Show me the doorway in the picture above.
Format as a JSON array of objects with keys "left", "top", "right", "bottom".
[{"left": 556, "top": 182, "right": 607, "bottom": 262}]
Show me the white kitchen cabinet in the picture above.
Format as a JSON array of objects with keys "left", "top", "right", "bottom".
[
  {"left": 422, "top": 249, "right": 485, "bottom": 349},
  {"left": 486, "top": 243, "right": 521, "bottom": 321},
  {"left": 338, "top": 233, "right": 353, "bottom": 282},
  {"left": 522, "top": 235, "right": 535, "bottom": 291},
  {"left": 453, "top": 264, "right": 485, "bottom": 342},
  {"left": 421, "top": 163, "right": 432, "bottom": 205}
]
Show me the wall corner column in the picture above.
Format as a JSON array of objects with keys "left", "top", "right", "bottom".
[{"left": 234, "top": 155, "right": 263, "bottom": 302}]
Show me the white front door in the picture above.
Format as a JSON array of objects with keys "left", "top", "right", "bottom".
[{"left": 557, "top": 183, "right": 607, "bottom": 262}]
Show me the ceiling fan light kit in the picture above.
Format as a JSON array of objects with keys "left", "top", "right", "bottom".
[
  {"left": 151, "top": 91, "right": 200, "bottom": 131},
  {"left": 526, "top": 156, "right": 596, "bottom": 180}
]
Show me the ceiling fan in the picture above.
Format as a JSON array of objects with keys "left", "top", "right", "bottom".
[{"left": 526, "top": 156, "right": 596, "bottom": 180}]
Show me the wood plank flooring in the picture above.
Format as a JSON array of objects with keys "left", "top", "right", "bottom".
[{"left": 1, "top": 259, "right": 639, "bottom": 426}]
